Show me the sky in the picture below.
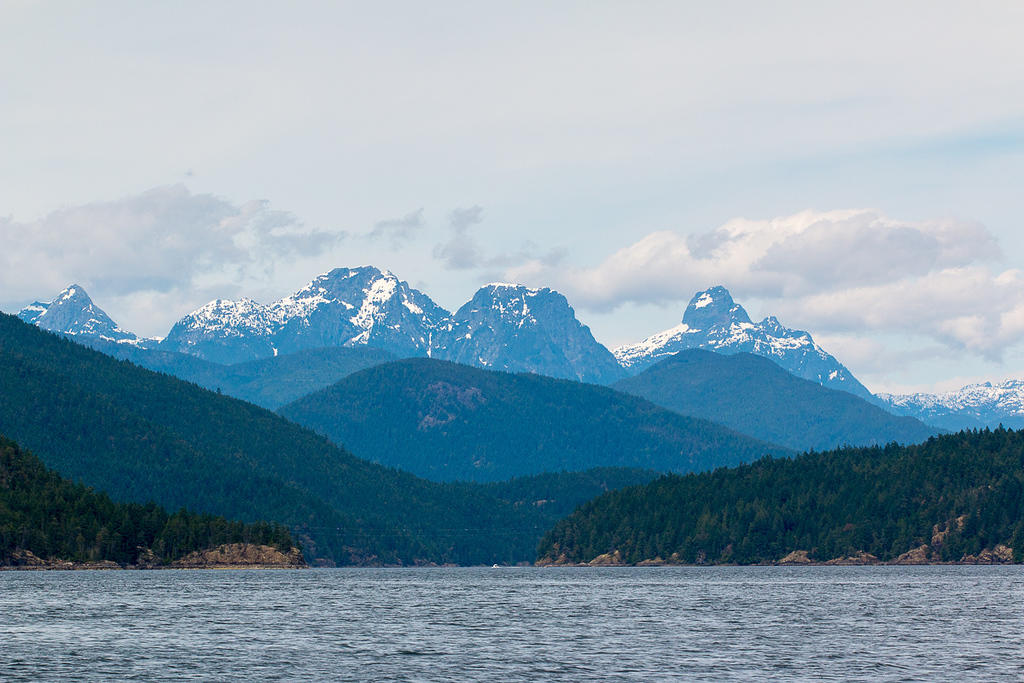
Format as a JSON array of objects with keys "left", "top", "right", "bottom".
[{"left": 2, "top": 1, "right": 1023, "bottom": 394}]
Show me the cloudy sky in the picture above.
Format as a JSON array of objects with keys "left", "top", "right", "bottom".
[{"left": 2, "top": 1, "right": 1022, "bottom": 393}]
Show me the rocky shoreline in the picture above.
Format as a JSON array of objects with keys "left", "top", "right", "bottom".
[
  {"left": 539, "top": 545, "right": 1017, "bottom": 567},
  {"left": 1, "top": 543, "right": 307, "bottom": 571}
]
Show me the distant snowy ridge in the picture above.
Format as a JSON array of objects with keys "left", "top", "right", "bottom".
[
  {"left": 17, "top": 285, "right": 155, "bottom": 346},
  {"left": 878, "top": 380, "right": 1024, "bottom": 430},
  {"left": 614, "top": 286, "right": 873, "bottom": 399},
  {"left": 18, "top": 276, "right": 865, "bottom": 394},
  {"left": 161, "top": 266, "right": 450, "bottom": 364}
]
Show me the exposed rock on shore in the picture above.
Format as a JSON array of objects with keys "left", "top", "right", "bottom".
[
  {"left": 170, "top": 543, "right": 306, "bottom": 569},
  {"left": 778, "top": 550, "right": 812, "bottom": 565},
  {"left": 961, "top": 544, "right": 1014, "bottom": 564},
  {"left": 825, "top": 551, "right": 880, "bottom": 565},
  {"left": 892, "top": 545, "right": 937, "bottom": 564},
  {"left": 587, "top": 550, "right": 625, "bottom": 566},
  {"left": 3, "top": 543, "right": 305, "bottom": 570},
  {"left": 2, "top": 549, "right": 123, "bottom": 570}
]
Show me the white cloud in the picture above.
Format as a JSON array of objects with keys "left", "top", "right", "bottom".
[
  {"left": 0, "top": 185, "right": 344, "bottom": 332},
  {"left": 508, "top": 209, "right": 1021, "bottom": 358}
]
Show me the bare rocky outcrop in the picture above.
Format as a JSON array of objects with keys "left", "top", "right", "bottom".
[
  {"left": 892, "top": 545, "right": 937, "bottom": 565},
  {"left": 2, "top": 550, "right": 122, "bottom": 570},
  {"left": 931, "top": 516, "right": 967, "bottom": 548},
  {"left": 170, "top": 543, "right": 306, "bottom": 569},
  {"left": 961, "top": 544, "right": 1014, "bottom": 564},
  {"left": 825, "top": 551, "right": 879, "bottom": 565},
  {"left": 778, "top": 550, "right": 812, "bottom": 565},
  {"left": 588, "top": 550, "right": 625, "bottom": 566},
  {"left": 6, "top": 549, "right": 47, "bottom": 567}
]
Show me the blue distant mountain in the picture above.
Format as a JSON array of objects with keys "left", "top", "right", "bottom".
[
  {"left": 613, "top": 286, "right": 873, "bottom": 399},
  {"left": 20, "top": 274, "right": 876, "bottom": 399},
  {"left": 18, "top": 284, "right": 144, "bottom": 346},
  {"left": 431, "top": 283, "right": 625, "bottom": 385}
]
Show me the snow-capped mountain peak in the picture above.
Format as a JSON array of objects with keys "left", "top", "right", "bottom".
[
  {"left": 681, "top": 286, "right": 752, "bottom": 329},
  {"left": 160, "top": 265, "right": 450, "bottom": 363},
  {"left": 184, "top": 298, "right": 274, "bottom": 335},
  {"left": 17, "top": 284, "right": 138, "bottom": 343},
  {"left": 432, "top": 283, "right": 624, "bottom": 384},
  {"left": 614, "top": 285, "right": 872, "bottom": 399}
]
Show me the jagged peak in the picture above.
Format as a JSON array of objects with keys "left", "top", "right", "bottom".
[
  {"left": 18, "top": 283, "right": 137, "bottom": 342},
  {"left": 682, "top": 286, "right": 751, "bottom": 329},
  {"left": 481, "top": 282, "right": 544, "bottom": 294},
  {"left": 54, "top": 283, "right": 92, "bottom": 301}
]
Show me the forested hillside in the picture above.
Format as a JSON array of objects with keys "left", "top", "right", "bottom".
[
  {"left": 538, "top": 428, "right": 1024, "bottom": 565},
  {"left": 0, "top": 313, "right": 556, "bottom": 565},
  {"left": 614, "top": 349, "right": 938, "bottom": 452},
  {"left": 279, "top": 358, "right": 788, "bottom": 481},
  {"left": 0, "top": 436, "right": 294, "bottom": 566}
]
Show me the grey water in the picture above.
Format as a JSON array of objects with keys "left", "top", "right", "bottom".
[{"left": 2, "top": 566, "right": 1022, "bottom": 682}]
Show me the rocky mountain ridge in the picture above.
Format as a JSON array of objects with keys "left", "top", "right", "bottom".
[
  {"left": 613, "top": 286, "right": 872, "bottom": 399},
  {"left": 17, "top": 273, "right": 866, "bottom": 393}
]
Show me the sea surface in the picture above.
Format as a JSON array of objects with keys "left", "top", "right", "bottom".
[{"left": 1, "top": 566, "right": 1022, "bottom": 681}]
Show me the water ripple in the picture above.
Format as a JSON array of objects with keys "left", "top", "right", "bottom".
[{"left": 1, "top": 566, "right": 1023, "bottom": 681}]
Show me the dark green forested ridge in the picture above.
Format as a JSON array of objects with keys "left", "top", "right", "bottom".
[
  {"left": 537, "top": 428, "right": 1024, "bottom": 565},
  {"left": 279, "top": 358, "right": 789, "bottom": 482},
  {"left": 0, "top": 436, "right": 294, "bottom": 566},
  {"left": 613, "top": 349, "right": 939, "bottom": 452},
  {"left": 0, "top": 312, "right": 555, "bottom": 565},
  {"left": 0, "top": 313, "right": 656, "bottom": 565}
]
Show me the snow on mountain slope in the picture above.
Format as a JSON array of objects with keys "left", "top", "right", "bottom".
[
  {"left": 159, "top": 266, "right": 450, "bottom": 364},
  {"left": 878, "top": 380, "right": 1024, "bottom": 430},
  {"left": 161, "top": 297, "right": 278, "bottom": 364},
  {"left": 17, "top": 285, "right": 142, "bottom": 345},
  {"left": 614, "top": 286, "right": 872, "bottom": 399},
  {"left": 270, "top": 266, "right": 449, "bottom": 358},
  {"left": 432, "top": 283, "right": 625, "bottom": 385}
]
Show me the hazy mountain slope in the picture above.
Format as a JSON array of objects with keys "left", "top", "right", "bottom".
[
  {"left": 279, "top": 358, "right": 788, "bottom": 482},
  {"left": 614, "top": 286, "right": 872, "bottom": 399},
  {"left": 460, "top": 468, "right": 661, "bottom": 522},
  {"left": 614, "top": 350, "right": 938, "bottom": 452},
  {"left": 102, "top": 343, "right": 395, "bottom": 409}
]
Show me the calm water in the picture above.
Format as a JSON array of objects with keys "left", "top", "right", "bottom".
[{"left": 1, "top": 566, "right": 1022, "bottom": 681}]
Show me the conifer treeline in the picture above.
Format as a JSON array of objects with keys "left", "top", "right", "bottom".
[
  {"left": 0, "top": 437, "right": 294, "bottom": 566},
  {"left": 538, "top": 428, "right": 1024, "bottom": 565}
]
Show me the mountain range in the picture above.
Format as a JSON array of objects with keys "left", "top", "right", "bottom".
[
  {"left": 878, "top": 381, "right": 1024, "bottom": 431},
  {"left": 29, "top": 269, "right": 1024, "bottom": 431},
  {"left": 17, "top": 271, "right": 876, "bottom": 397}
]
